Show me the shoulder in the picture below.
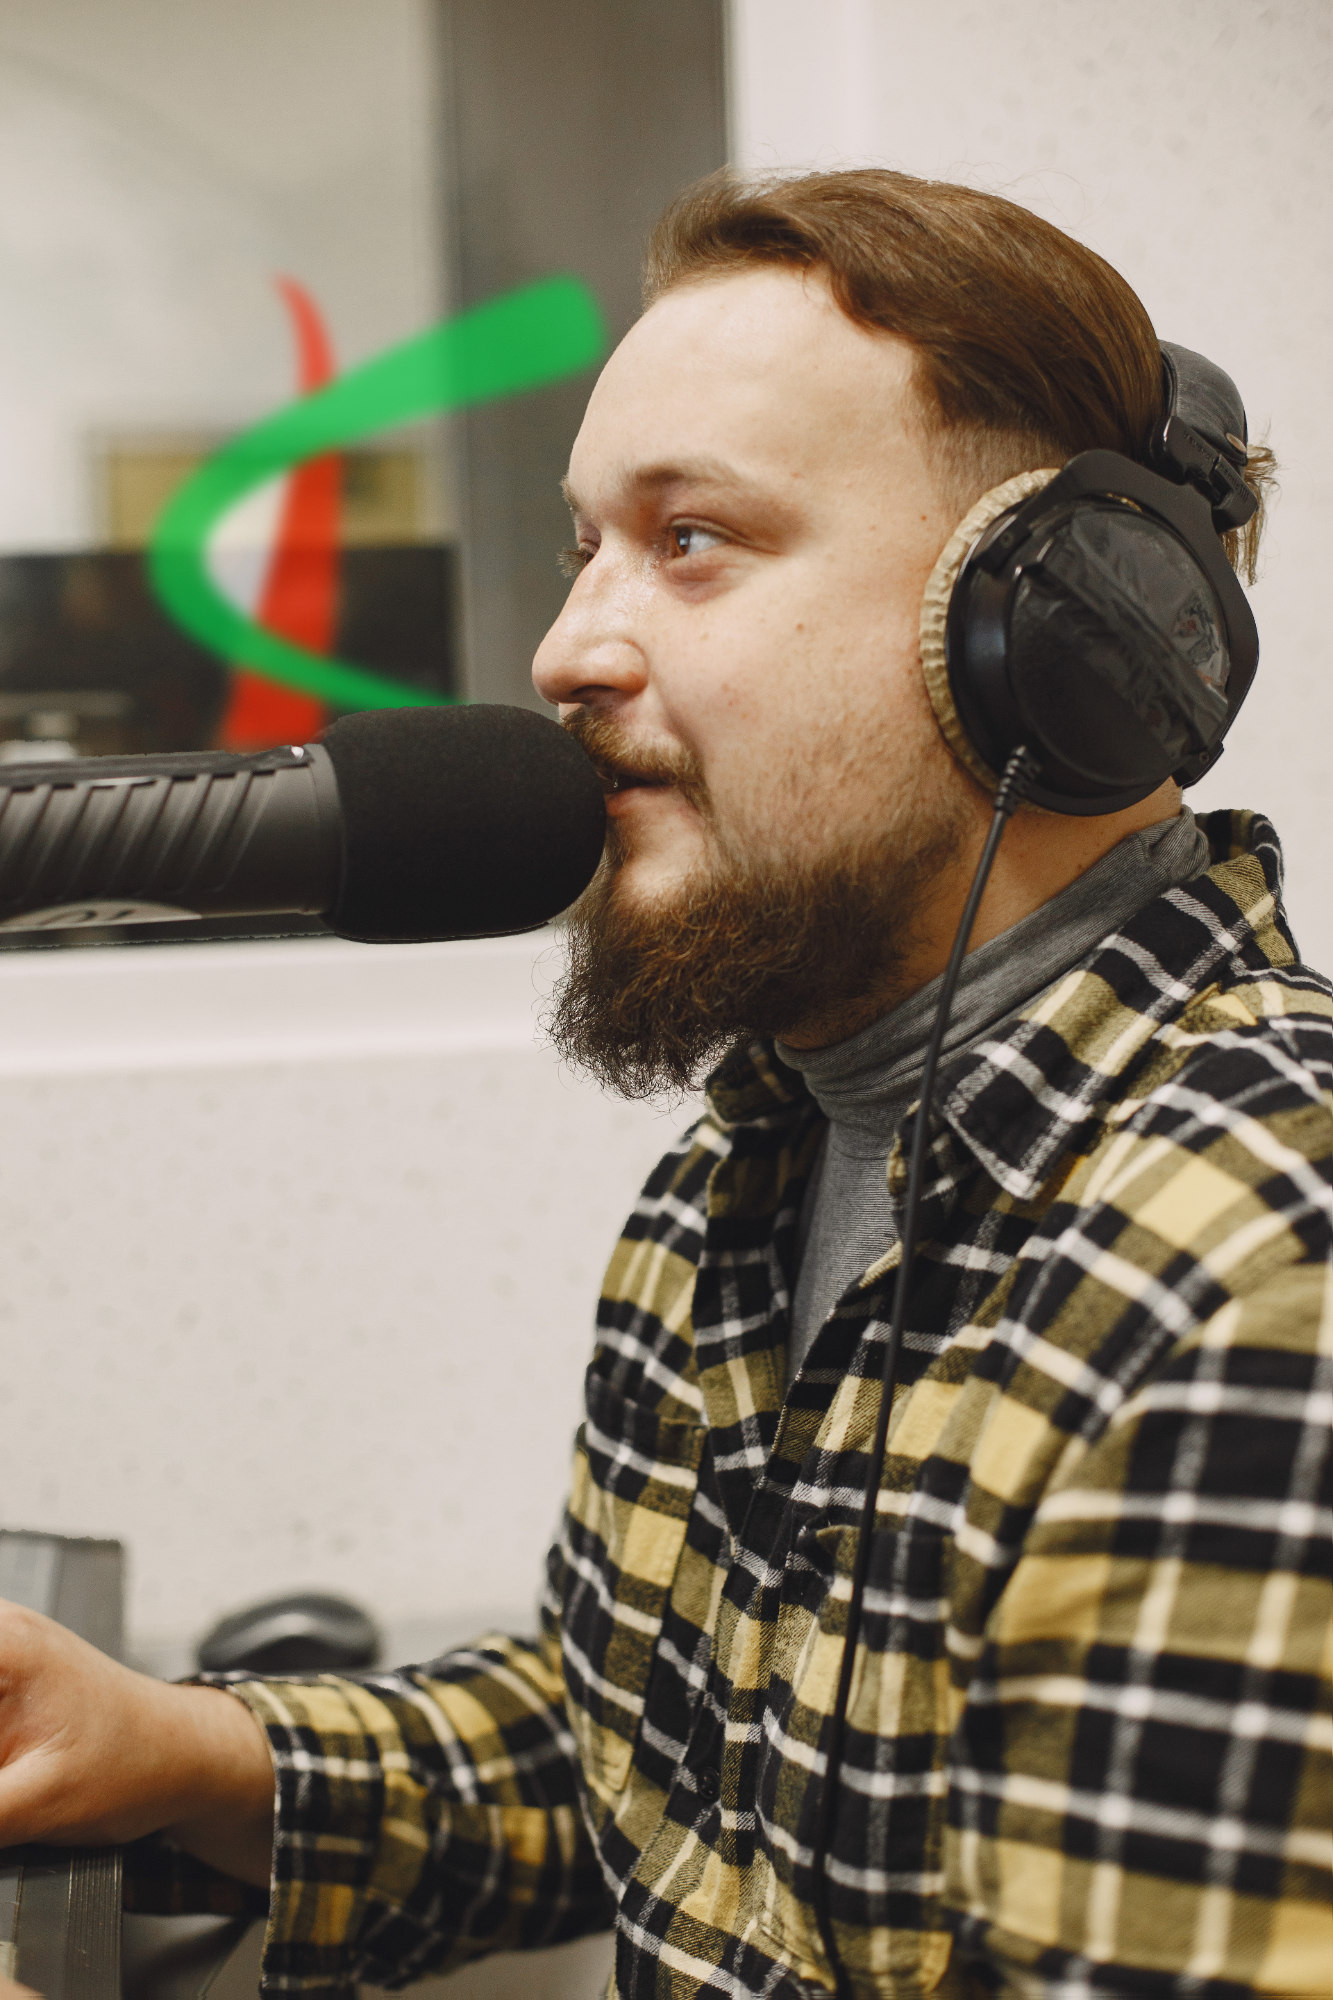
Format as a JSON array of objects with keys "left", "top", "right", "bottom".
[
  {"left": 1073, "top": 955, "right": 1333, "bottom": 1307},
  {"left": 1132, "top": 951, "right": 1333, "bottom": 1160}
]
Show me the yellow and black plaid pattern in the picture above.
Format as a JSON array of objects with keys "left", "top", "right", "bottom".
[{"left": 130, "top": 810, "right": 1333, "bottom": 1998}]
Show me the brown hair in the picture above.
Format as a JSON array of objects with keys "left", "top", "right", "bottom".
[{"left": 644, "top": 169, "right": 1273, "bottom": 580}]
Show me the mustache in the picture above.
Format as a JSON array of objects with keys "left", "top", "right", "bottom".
[{"left": 561, "top": 709, "right": 709, "bottom": 810}]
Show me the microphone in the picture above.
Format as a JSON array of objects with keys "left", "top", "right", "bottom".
[{"left": 0, "top": 704, "right": 607, "bottom": 943}]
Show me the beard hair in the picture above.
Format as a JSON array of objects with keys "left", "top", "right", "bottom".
[{"left": 548, "top": 769, "right": 966, "bottom": 1101}]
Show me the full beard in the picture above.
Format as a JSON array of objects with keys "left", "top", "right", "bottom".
[{"left": 548, "top": 721, "right": 966, "bottom": 1099}]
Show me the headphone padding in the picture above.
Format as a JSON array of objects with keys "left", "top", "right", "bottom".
[{"left": 919, "top": 468, "right": 1059, "bottom": 790}]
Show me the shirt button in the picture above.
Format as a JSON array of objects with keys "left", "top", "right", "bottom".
[{"left": 695, "top": 1765, "right": 721, "bottom": 1804}]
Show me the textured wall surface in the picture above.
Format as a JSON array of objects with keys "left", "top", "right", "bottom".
[
  {"left": 732, "top": 0, "right": 1333, "bottom": 967},
  {"left": 0, "top": 935, "right": 681, "bottom": 1665}
]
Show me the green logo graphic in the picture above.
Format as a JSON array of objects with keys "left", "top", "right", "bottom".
[{"left": 148, "top": 275, "right": 606, "bottom": 712}]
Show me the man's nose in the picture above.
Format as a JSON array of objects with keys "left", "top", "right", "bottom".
[{"left": 531, "top": 570, "right": 648, "bottom": 708}]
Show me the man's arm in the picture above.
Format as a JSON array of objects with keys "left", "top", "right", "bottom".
[
  {"left": 0, "top": 1599, "right": 274, "bottom": 1883},
  {"left": 0, "top": 1542, "right": 610, "bottom": 1990},
  {"left": 204, "top": 1622, "right": 613, "bottom": 1989}
]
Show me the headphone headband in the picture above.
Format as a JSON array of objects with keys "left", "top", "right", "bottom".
[{"left": 1150, "top": 343, "right": 1257, "bottom": 533}]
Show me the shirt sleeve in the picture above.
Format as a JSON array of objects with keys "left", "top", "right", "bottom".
[
  {"left": 944, "top": 1257, "right": 1333, "bottom": 1998},
  {"left": 124, "top": 1576, "right": 612, "bottom": 1999}
]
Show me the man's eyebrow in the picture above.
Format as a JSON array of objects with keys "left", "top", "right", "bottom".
[{"left": 560, "top": 458, "right": 772, "bottom": 518}]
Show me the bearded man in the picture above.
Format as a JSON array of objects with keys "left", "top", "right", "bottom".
[{"left": 0, "top": 172, "right": 1327, "bottom": 2000}]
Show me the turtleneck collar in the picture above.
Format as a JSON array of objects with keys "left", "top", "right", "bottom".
[{"left": 775, "top": 809, "right": 1210, "bottom": 1158}]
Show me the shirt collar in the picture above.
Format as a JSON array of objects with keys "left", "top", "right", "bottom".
[
  {"left": 938, "top": 807, "right": 1291, "bottom": 1201},
  {"left": 706, "top": 809, "right": 1293, "bottom": 1204}
]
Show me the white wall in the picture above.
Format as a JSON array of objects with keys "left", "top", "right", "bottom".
[
  {"left": 0, "top": 935, "right": 681, "bottom": 1665},
  {"left": 732, "top": 0, "right": 1333, "bottom": 970}
]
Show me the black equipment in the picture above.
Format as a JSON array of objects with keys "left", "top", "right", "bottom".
[
  {"left": 811, "top": 346, "right": 1260, "bottom": 1997},
  {"left": 935, "top": 343, "right": 1258, "bottom": 814},
  {"left": 0, "top": 1535, "right": 263, "bottom": 2000},
  {"left": 0, "top": 1532, "right": 124, "bottom": 2000},
  {"left": 1151, "top": 341, "right": 1257, "bottom": 533},
  {"left": 196, "top": 1591, "right": 379, "bottom": 1677},
  {"left": 0, "top": 704, "right": 606, "bottom": 943}
]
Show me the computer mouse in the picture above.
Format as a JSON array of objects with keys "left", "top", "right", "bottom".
[{"left": 195, "top": 1589, "right": 380, "bottom": 1674}]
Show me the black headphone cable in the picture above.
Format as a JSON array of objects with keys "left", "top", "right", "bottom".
[{"left": 808, "top": 743, "right": 1040, "bottom": 2000}]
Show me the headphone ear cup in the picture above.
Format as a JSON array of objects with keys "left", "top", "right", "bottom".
[
  {"left": 919, "top": 470, "right": 1058, "bottom": 793},
  {"left": 1000, "top": 504, "right": 1230, "bottom": 794},
  {"left": 925, "top": 451, "right": 1258, "bottom": 818}
]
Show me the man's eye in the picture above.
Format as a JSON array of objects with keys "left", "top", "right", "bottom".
[
  {"left": 557, "top": 544, "right": 593, "bottom": 578},
  {"left": 668, "top": 524, "right": 725, "bottom": 559}
]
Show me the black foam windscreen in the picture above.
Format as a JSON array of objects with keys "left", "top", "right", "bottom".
[{"left": 321, "top": 704, "right": 607, "bottom": 943}]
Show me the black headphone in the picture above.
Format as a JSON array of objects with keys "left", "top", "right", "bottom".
[{"left": 924, "top": 344, "right": 1260, "bottom": 816}]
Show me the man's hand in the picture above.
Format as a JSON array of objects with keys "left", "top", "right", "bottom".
[{"left": 0, "top": 1598, "right": 275, "bottom": 1888}]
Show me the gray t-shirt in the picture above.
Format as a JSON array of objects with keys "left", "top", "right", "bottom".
[{"left": 775, "top": 810, "right": 1211, "bottom": 1382}]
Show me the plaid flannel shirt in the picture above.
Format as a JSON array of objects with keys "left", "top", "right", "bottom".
[{"left": 128, "top": 808, "right": 1333, "bottom": 1998}]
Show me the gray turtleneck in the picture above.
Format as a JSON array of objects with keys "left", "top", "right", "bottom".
[{"left": 775, "top": 810, "right": 1211, "bottom": 1382}]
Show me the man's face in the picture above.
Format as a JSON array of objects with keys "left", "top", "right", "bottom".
[{"left": 534, "top": 265, "right": 982, "bottom": 1088}]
